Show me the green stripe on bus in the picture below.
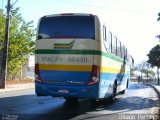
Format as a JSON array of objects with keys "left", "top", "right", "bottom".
[{"left": 35, "top": 49, "right": 123, "bottom": 63}]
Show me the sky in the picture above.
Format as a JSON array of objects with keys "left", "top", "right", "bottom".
[{"left": 1, "top": 0, "right": 160, "bottom": 64}]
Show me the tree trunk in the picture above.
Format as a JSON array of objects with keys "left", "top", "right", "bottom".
[
  {"left": 157, "top": 67, "right": 160, "bottom": 85},
  {"left": 147, "top": 72, "right": 149, "bottom": 83}
]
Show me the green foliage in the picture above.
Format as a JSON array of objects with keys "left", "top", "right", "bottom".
[
  {"left": 147, "top": 44, "right": 160, "bottom": 84},
  {"left": 147, "top": 44, "right": 160, "bottom": 68},
  {"left": 0, "top": 9, "right": 5, "bottom": 50},
  {"left": 135, "top": 61, "right": 154, "bottom": 77},
  {"left": 0, "top": 8, "right": 35, "bottom": 80},
  {"left": 141, "top": 69, "right": 155, "bottom": 77},
  {"left": 148, "top": 70, "right": 155, "bottom": 77},
  {"left": 136, "top": 61, "right": 150, "bottom": 71}
]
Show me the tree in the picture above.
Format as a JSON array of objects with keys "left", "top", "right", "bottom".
[
  {"left": 136, "top": 61, "right": 150, "bottom": 79},
  {"left": 157, "top": 12, "right": 160, "bottom": 21},
  {"left": 0, "top": 9, "right": 5, "bottom": 52},
  {"left": 157, "top": 13, "right": 160, "bottom": 41},
  {"left": 0, "top": 8, "right": 35, "bottom": 80},
  {"left": 147, "top": 44, "right": 160, "bottom": 84},
  {"left": 148, "top": 70, "right": 155, "bottom": 77}
]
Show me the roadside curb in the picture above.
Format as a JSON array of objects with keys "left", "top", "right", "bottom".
[
  {"left": 145, "top": 84, "right": 160, "bottom": 120},
  {"left": 146, "top": 84, "right": 160, "bottom": 100}
]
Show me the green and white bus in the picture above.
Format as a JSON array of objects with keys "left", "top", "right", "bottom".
[{"left": 35, "top": 13, "right": 134, "bottom": 102}]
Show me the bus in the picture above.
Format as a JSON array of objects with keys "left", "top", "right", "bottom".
[{"left": 35, "top": 13, "right": 134, "bottom": 103}]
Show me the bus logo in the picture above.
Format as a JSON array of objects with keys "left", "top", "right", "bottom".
[{"left": 54, "top": 40, "right": 75, "bottom": 49}]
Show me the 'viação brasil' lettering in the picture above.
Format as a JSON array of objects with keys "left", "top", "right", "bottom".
[{"left": 41, "top": 56, "right": 89, "bottom": 63}]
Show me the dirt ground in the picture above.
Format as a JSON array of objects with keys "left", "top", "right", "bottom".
[{"left": 6, "top": 78, "right": 34, "bottom": 85}]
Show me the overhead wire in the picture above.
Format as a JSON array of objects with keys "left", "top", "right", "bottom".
[{"left": 56, "top": 0, "right": 157, "bottom": 15}]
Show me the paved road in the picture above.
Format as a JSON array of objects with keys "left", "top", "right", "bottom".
[{"left": 0, "top": 82, "right": 159, "bottom": 120}]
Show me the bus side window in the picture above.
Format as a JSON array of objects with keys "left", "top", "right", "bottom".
[
  {"left": 103, "top": 26, "right": 110, "bottom": 53},
  {"left": 103, "top": 27, "right": 112, "bottom": 53},
  {"left": 117, "top": 41, "right": 122, "bottom": 58},
  {"left": 125, "top": 48, "right": 129, "bottom": 61},
  {"left": 113, "top": 36, "right": 117, "bottom": 56},
  {"left": 115, "top": 37, "right": 117, "bottom": 56},
  {"left": 121, "top": 44, "right": 125, "bottom": 59},
  {"left": 108, "top": 32, "right": 112, "bottom": 53},
  {"left": 103, "top": 26, "right": 107, "bottom": 41}
]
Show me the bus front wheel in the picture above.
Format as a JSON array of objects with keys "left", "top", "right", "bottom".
[
  {"left": 120, "top": 90, "right": 125, "bottom": 94},
  {"left": 120, "top": 79, "right": 129, "bottom": 94}
]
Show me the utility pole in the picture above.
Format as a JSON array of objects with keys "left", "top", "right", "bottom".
[
  {"left": 157, "top": 67, "right": 160, "bottom": 85},
  {"left": 157, "top": 13, "right": 160, "bottom": 42},
  {"left": 0, "top": 0, "right": 11, "bottom": 88}
]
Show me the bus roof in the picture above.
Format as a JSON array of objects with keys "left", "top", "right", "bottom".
[{"left": 41, "top": 13, "right": 95, "bottom": 18}]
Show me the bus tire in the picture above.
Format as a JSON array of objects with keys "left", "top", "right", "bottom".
[
  {"left": 126, "top": 79, "right": 129, "bottom": 89},
  {"left": 64, "top": 97, "right": 78, "bottom": 104},
  {"left": 120, "top": 90, "right": 125, "bottom": 94},
  {"left": 120, "top": 79, "right": 129, "bottom": 94},
  {"left": 90, "top": 99, "right": 99, "bottom": 105},
  {"left": 108, "top": 81, "right": 117, "bottom": 104}
]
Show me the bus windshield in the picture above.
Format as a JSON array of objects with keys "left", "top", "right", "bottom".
[{"left": 38, "top": 16, "right": 95, "bottom": 40}]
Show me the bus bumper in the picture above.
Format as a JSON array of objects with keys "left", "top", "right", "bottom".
[{"left": 35, "top": 81, "right": 99, "bottom": 99}]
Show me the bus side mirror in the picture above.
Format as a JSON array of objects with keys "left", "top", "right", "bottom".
[
  {"left": 130, "top": 55, "right": 134, "bottom": 66},
  {"left": 132, "top": 58, "right": 134, "bottom": 65}
]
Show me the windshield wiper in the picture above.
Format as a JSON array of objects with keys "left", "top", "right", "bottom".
[{"left": 38, "top": 33, "right": 49, "bottom": 39}]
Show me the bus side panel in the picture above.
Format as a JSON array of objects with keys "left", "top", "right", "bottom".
[
  {"left": 98, "top": 54, "right": 130, "bottom": 98},
  {"left": 96, "top": 36, "right": 130, "bottom": 98},
  {"left": 93, "top": 39, "right": 115, "bottom": 99},
  {"left": 116, "top": 65, "right": 130, "bottom": 93}
]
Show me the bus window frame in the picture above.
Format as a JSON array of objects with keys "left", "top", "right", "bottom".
[
  {"left": 113, "top": 36, "right": 117, "bottom": 56},
  {"left": 108, "top": 31, "right": 112, "bottom": 53},
  {"left": 117, "top": 41, "right": 122, "bottom": 58}
]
